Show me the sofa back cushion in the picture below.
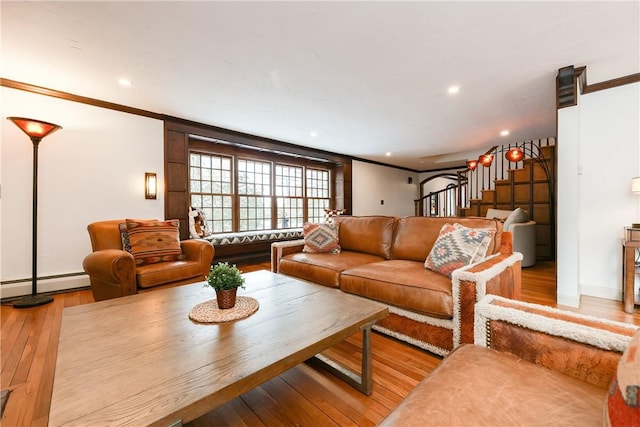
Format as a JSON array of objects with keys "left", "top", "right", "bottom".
[
  {"left": 390, "top": 216, "right": 503, "bottom": 262},
  {"left": 334, "top": 216, "right": 396, "bottom": 259}
]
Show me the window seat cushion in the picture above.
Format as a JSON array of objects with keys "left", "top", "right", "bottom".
[{"left": 204, "top": 228, "right": 303, "bottom": 246}]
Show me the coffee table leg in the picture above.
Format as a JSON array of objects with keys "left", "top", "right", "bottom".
[{"left": 307, "top": 322, "right": 374, "bottom": 395}]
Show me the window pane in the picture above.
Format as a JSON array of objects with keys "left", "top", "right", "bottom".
[
  {"left": 189, "top": 151, "right": 233, "bottom": 233},
  {"left": 239, "top": 195, "right": 271, "bottom": 231},
  {"left": 275, "top": 164, "right": 304, "bottom": 229},
  {"left": 277, "top": 197, "right": 303, "bottom": 228},
  {"left": 306, "top": 168, "right": 330, "bottom": 223}
]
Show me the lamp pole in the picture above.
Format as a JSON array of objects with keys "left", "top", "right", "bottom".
[{"left": 7, "top": 117, "right": 62, "bottom": 308}]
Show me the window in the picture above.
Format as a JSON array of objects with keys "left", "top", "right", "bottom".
[
  {"left": 275, "top": 165, "right": 304, "bottom": 228},
  {"left": 188, "top": 140, "right": 334, "bottom": 234},
  {"left": 238, "top": 159, "right": 272, "bottom": 231},
  {"left": 189, "top": 152, "right": 233, "bottom": 233},
  {"left": 306, "top": 168, "right": 330, "bottom": 223}
]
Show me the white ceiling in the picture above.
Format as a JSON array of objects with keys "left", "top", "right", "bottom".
[{"left": 2, "top": 1, "right": 639, "bottom": 171}]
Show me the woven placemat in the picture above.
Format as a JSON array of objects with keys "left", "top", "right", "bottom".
[{"left": 189, "top": 296, "right": 259, "bottom": 323}]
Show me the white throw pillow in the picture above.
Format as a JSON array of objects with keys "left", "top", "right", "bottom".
[{"left": 503, "top": 208, "right": 529, "bottom": 231}]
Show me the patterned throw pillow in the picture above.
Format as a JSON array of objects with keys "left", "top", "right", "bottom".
[
  {"left": 302, "top": 222, "right": 341, "bottom": 254},
  {"left": 424, "top": 223, "right": 496, "bottom": 277},
  {"left": 606, "top": 329, "right": 640, "bottom": 426},
  {"left": 125, "top": 219, "right": 185, "bottom": 266},
  {"left": 118, "top": 223, "right": 132, "bottom": 252}
]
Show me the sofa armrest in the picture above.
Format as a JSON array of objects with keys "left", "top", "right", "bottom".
[
  {"left": 181, "top": 239, "right": 215, "bottom": 270},
  {"left": 451, "top": 244, "right": 523, "bottom": 347},
  {"left": 271, "top": 239, "right": 305, "bottom": 272},
  {"left": 474, "top": 295, "right": 637, "bottom": 388},
  {"left": 82, "top": 249, "right": 137, "bottom": 301},
  {"left": 181, "top": 239, "right": 214, "bottom": 260}
]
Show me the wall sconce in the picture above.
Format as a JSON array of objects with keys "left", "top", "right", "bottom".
[
  {"left": 145, "top": 172, "right": 157, "bottom": 199},
  {"left": 478, "top": 154, "right": 494, "bottom": 167},
  {"left": 632, "top": 177, "right": 640, "bottom": 228},
  {"left": 632, "top": 177, "right": 640, "bottom": 194}
]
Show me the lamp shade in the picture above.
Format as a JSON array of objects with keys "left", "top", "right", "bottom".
[
  {"left": 466, "top": 159, "right": 478, "bottom": 171},
  {"left": 505, "top": 147, "right": 524, "bottom": 162},
  {"left": 7, "top": 117, "right": 62, "bottom": 140},
  {"left": 632, "top": 177, "right": 640, "bottom": 194},
  {"left": 478, "top": 154, "right": 494, "bottom": 167}
]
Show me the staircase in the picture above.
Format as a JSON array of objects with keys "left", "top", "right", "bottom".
[{"left": 460, "top": 142, "right": 555, "bottom": 260}]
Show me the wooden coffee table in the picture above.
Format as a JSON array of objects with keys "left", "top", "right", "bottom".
[{"left": 49, "top": 270, "right": 388, "bottom": 426}]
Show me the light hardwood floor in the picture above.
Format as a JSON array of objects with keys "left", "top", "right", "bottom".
[{"left": 1, "top": 261, "right": 639, "bottom": 426}]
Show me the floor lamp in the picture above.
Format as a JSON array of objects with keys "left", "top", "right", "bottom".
[{"left": 7, "top": 117, "right": 62, "bottom": 308}]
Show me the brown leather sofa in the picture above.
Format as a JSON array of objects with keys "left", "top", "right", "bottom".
[
  {"left": 83, "top": 219, "right": 214, "bottom": 301},
  {"left": 380, "top": 295, "right": 639, "bottom": 426},
  {"left": 272, "top": 216, "right": 522, "bottom": 356}
]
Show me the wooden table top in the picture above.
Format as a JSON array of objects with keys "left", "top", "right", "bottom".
[{"left": 49, "top": 270, "right": 388, "bottom": 426}]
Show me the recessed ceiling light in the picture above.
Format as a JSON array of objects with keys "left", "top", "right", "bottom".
[
  {"left": 448, "top": 86, "right": 460, "bottom": 94},
  {"left": 118, "top": 78, "right": 132, "bottom": 87},
  {"left": 500, "top": 130, "right": 510, "bottom": 136},
  {"left": 385, "top": 152, "right": 392, "bottom": 157},
  {"left": 309, "top": 131, "right": 318, "bottom": 137}
]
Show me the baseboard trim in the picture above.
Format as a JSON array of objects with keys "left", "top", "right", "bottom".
[
  {"left": 580, "top": 284, "right": 621, "bottom": 301},
  {"left": 556, "top": 292, "right": 580, "bottom": 308},
  {"left": 0, "top": 275, "right": 90, "bottom": 299}
]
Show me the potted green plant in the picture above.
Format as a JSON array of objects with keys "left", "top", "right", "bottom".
[{"left": 205, "top": 262, "right": 246, "bottom": 309}]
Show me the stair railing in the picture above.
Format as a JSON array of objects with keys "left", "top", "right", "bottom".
[
  {"left": 415, "top": 173, "right": 465, "bottom": 217},
  {"left": 418, "top": 137, "right": 555, "bottom": 216},
  {"left": 460, "top": 138, "right": 555, "bottom": 206}
]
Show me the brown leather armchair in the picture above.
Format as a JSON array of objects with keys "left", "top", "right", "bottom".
[{"left": 83, "top": 219, "right": 214, "bottom": 301}]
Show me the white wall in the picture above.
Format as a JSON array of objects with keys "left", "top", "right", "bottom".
[
  {"left": 556, "top": 103, "right": 582, "bottom": 307},
  {"left": 352, "top": 160, "right": 418, "bottom": 216},
  {"left": 1, "top": 87, "right": 164, "bottom": 297},
  {"left": 557, "top": 81, "right": 640, "bottom": 306}
]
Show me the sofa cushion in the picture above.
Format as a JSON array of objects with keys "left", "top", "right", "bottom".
[
  {"left": 136, "top": 260, "right": 204, "bottom": 288},
  {"left": 334, "top": 216, "right": 395, "bottom": 259},
  {"left": 390, "top": 216, "right": 502, "bottom": 261},
  {"left": 606, "top": 328, "right": 640, "bottom": 426},
  {"left": 380, "top": 344, "right": 607, "bottom": 426},
  {"left": 341, "top": 260, "right": 454, "bottom": 318},
  {"left": 279, "top": 251, "right": 385, "bottom": 288},
  {"left": 302, "top": 222, "right": 341, "bottom": 254},
  {"left": 424, "top": 223, "right": 495, "bottom": 278},
  {"left": 126, "top": 219, "right": 185, "bottom": 266}
]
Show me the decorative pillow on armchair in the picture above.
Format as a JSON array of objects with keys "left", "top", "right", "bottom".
[
  {"left": 125, "top": 219, "right": 185, "bottom": 266},
  {"left": 424, "top": 223, "right": 496, "bottom": 277},
  {"left": 302, "top": 222, "right": 341, "bottom": 254}
]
